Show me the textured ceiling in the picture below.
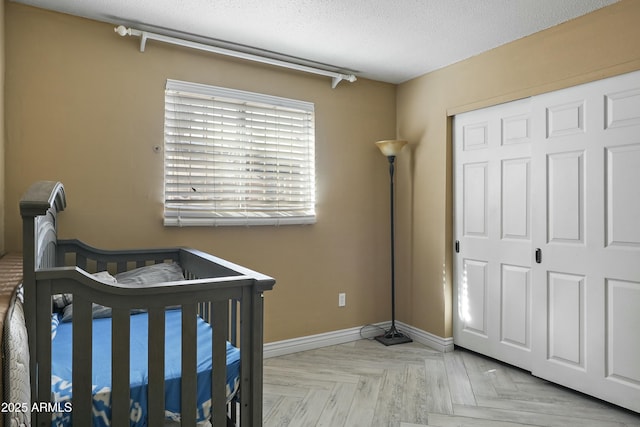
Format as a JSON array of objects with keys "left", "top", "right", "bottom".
[{"left": 13, "top": 0, "right": 618, "bottom": 84}]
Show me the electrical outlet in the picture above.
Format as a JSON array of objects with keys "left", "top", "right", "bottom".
[{"left": 338, "top": 292, "right": 346, "bottom": 307}]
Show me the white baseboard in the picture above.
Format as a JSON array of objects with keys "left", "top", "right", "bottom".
[
  {"left": 264, "top": 321, "right": 454, "bottom": 359},
  {"left": 263, "top": 324, "right": 374, "bottom": 359},
  {"left": 394, "top": 321, "right": 455, "bottom": 353}
]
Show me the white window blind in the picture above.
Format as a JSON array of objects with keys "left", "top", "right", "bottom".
[{"left": 164, "top": 79, "right": 316, "bottom": 226}]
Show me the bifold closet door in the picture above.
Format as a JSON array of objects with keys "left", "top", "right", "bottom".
[
  {"left": 530, "top": 70, "right": 640, "bottom": 413},
  {"left": 453, "top": 99, "right": 534, "bottom": 371},
  {"left": 454, "top": 69, "right": 640, "bottom": 413}
]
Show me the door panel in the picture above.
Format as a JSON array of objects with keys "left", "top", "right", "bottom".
[
  {"left": 605, "top": 87, "right": 640, "bottom": 129},
  {"left": 546, "top": 100, "right": 585, "bottom": 138},
  {"left": 502, "top": 113, "right": 530, "bottom": 145},
  {"left": 501, "top": 158, "right": 530, "bottom": 240},
  {"left": 454, "top": 99, "right": 533, "bottom": 370},
  {"left": 460, "top": 258, "right": 488, "bottom": 336},
  {"left": 546, "top": 271, "right": 585, "bottom": 368},
  {"left": 546, "top": 151, "right": 584, "bottom": 243},
  {"left": 463, "top": 162, "right": 488, "bottom": 237},
  {"left": 606, "top": 278, "right": 640, "bottom": 387},
  {"left": 605, "top": 144, "right": 640, "bottom": 247},
  {"left": 500, "top": 264, "right": 530, "bottom": 349}
]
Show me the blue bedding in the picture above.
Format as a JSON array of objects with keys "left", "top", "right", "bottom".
[{"left": 50, "top": 309, "right": 240, "bottom": 426}]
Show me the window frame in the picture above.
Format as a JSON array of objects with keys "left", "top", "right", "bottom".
[{"left": 163, "top": 79, "right": 316, "bottom": 226}]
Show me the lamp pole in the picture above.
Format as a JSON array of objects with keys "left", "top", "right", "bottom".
[{"left": 375, "top": 140, "right": 412, "bottom": 346}]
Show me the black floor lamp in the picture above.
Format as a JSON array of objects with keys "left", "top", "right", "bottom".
[{"left": 375, "top": 139, "right": 412, "bottom": 346}]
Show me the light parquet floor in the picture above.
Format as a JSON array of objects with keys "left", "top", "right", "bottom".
[{"left": 263, "top": 339, "right": 640, "bottom": 427}]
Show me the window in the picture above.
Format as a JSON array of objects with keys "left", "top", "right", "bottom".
[{"left": 163, "top": 79, "right": 316, "bottom": 226}]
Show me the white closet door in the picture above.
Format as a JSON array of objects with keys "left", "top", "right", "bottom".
[
  {"left": 454, "top": 69, "right": 640, "bottom": 413},
  {"left": 453, "top": 99, "right": 534, "bottom": 370},
  {"left": 531, "top": 70, "right": 640, "bottom": 412}
]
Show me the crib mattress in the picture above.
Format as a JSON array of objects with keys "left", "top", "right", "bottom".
[{"left": 50, "top": 309, "right": 240, "bottom": 426}]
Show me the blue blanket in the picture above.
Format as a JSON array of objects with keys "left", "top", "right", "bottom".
[{"left": 50, "top": 309, "right": 240, "bottom": 426}]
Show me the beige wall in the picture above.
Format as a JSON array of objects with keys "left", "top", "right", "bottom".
[
  {"left": 396, "top": 0, "right": 640, "bottom": 338},
  {"left": 0, "top": 0, "right": 5, "bottom": 255},
  {"left": 4, "top": 3, "right": 397, "bottom": 342}
]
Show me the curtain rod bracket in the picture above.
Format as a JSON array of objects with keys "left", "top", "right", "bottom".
[
  {"left": 332, "top": 74, "right": 358, "bottom": 89},
  {"left": 114, "top": 25, "right": 357, "bottom": 88},
  {"left": 139, "top": 32, "right": 148, "bottom": 52}
]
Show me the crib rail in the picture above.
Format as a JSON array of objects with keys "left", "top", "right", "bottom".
[
  {"left": 20, "top": 181, "right": 275, "bottom": 427},
  {"left": 55, "top": 239, "right": 272, "bottom": 350}
]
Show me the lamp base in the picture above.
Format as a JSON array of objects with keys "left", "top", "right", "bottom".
[{"left": 375, "top": 326, "right": 413, "bottom": 346}]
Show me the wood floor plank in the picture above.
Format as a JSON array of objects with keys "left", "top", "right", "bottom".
[
  {"left": 452, "top": 403, "right": 630, "bottom": 427},
  {"left": 443, "top": 351, "right": 477, "bottom": 406},
  {"left": 426, "top": 412, "right": 534, "bottom": 427},
  {"left": 474, "top": 395, "right": 640, "bottom": 426},
  {"left": 460, "top": 350, "right": 500, "bottom": 399},
  {"left": 424, "top": 357, "right": 454, "bottom": 415},
  {"left": 267, "top": 354, "right": 382, "bottom": 378},
  {"left": 403, "top": 363, "right": 429, "bottom": 425},
  {"left": 265, "top": 364, "right": 360, "bottom": 387},
  {"left": 315, "top": 382, "right": 358, "bottom": 427},
  {"left": 263, "top": 396, "right": 304, "bottom": 427},
  {"left": 343, "top": 375, "right": 382, "bottom": 427},
  {"left": 262, "top": 395, "right": 282, "bottom": 421},
  {"left": 263, "top": 381, "right": 310, "bottom": 398},
  {"left": 371, "top": 367, "right": 407, "bottom": 427},
  {"left": 509, "top": 380, "right": 623, "bottom": 408},
  {"left": 288, "top": 389, "right": 332, "bottom": 427}
]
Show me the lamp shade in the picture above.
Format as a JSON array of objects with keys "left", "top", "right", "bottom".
[{"left": 376, "top": 140, "right": 408, "bottom": 157}]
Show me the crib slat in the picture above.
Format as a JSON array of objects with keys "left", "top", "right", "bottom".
[
  {"left": 251, "top": 289, "right": 266, "bottom": 427},
  {"left": 181, "top": 303, "right": 197, "bottom": 426},
  {"left": 240, "top": 286, "right": 253, "bottom": 424},
  {"left": 230, "top": 299, "right": 238, "bottom": 346},
  {"left": 72, "top": 296, "right": 93, "bottom": 426},
  {"left": 148, "top": 308, "right": 166, "bottom": 426},
  {"left": 35, "top": 280, "right": 53, "bottom": 427},
  {"left": 198, "top": 301, "right": 210, "bottom": 324},
  {"left": 112, "top": 307, "right": 131, "bottom": 426},
  {"left": 77, "top": 253, "right": 87, "bottom": 270},
  {"left": 212, "top": 300, "right": 229, "bottom": 427}
]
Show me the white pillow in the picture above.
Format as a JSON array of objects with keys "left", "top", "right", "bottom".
[
  {"left": 60, "top": 263, "right": 185, "bottom": 322},
  {"left": 114, "top": 262, "right": 185, "bottom": 286}
]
